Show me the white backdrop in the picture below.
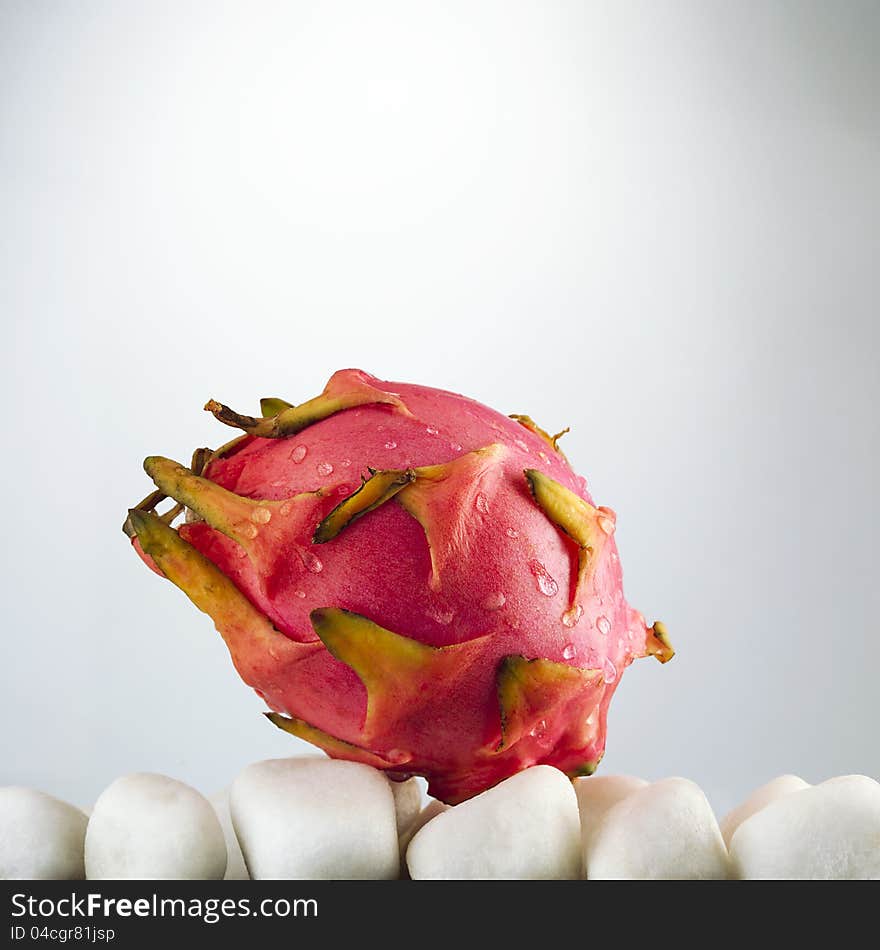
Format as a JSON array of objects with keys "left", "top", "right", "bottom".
[{"left": 1, "top": 1, "right": 878, "bottom": 814}]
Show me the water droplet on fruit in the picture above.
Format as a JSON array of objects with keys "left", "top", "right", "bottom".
[
  {"left": 341, "top": 458, "right": 352, "bottom": 467},
  {"left": 386, "top": 749, "right": 409, "bottom": 765},
  {"left": 603, "top": 657, "right": 618, "bottom": 683},
  {"left": 562, "top": 604, "right": 583, "bottom": 628},
  {"left": 303, "top": 552, "right": 323, "bottom": 574},
  {"left": 528, "top": 559, "right": 559, "bottom": 597},
  {"left": 538, "top": 451, "right": 548, "bottom": 462},
  {"left": 291, "top": 445, "right": 307, "bottom": 463},
  {"left": 475, "top": 492, "right": 490, "bottom": 514},
  {"left": 251, "top": 506, "right": 272, "bottom": 524},
  {"left": 596, "top": 615, "right": 611, "bottom": 636},
  {"left": 279, "top": 500, "right": 293, "bottom": 516},
  {"left": 450, "top": 442, "right": 463, "bottom": 452},
  {"left": 236, "top": 547, "right": 248, "bottom": 559},
  {"left": 384, "top": 440, "right": 397, "bottom": 449},
  {"left": 482, "top": 591, "right": 506, "bottom": 610},
  {"left": 598, "top": 507, "right": 617, "bottom": 535},
  {"left": 505, "top": 527, "right": 519, "bottom": 539},
  {"left": 426, "top": 425, "right": 439, "bottom": 436},
  {"left": 562, "top": 643, "right": 577, "bottom": 660},
  {"left": 316, "top": 461, "right": 334, "bottom": 477},
  {"left": 240, "top": 523, "right": 259, "bottom": 540},
  {"left": 427, "top": 605, "right": 454, "bottom": 625},
  {"left": 514, "top": 438, "right": 529, "bottom": 453},
  {"left": 294, "top": 590, "right": 306, "bottom": 599},
  {"left": 338, "top": 483, "right": 353, "bottom": 495},
  {"left": 529, "top": 719, "right": 547, "bottom": 739}
]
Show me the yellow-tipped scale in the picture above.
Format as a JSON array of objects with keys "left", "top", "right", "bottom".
[
  {"left": 313, "top": 468, "right": 416, "bottom": 544},
  {"left": 509, "top": 413, "right": 570, "bottom": 458},
  {"left": 309, "top": 607, "right": 488, "bottom": 743},
  {"left": 143, "top": 456, "right": 280, "bottom": 548},
  {"left": 265, "top": 712, "right": 406, "bottom": 768},
  {"left": 524, "top": 468, "right": 611, "bottom": 611},
  {"left": 205, "top": 370, "right": 412, "bottom": 438},
  {"left": 495, "top": 654, "right": 604, "bottom": 752}
]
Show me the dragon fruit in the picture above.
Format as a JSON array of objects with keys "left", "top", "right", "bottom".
[{"left": 125, "top": 369, "right": 671, "bottom": 803}]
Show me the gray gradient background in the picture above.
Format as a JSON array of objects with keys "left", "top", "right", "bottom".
[{"left": 1, "top": 1, "right": 877, "bottom": 815}]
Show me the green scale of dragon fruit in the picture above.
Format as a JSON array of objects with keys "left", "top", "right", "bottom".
[{"left": 126, "top": 369, "right": 671, "bottom": 803}]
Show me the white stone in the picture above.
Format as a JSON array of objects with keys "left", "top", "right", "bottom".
[
  {"left": 0, "top": 787, "right": 88, "bottom": 880},
  {"left": 574, "top": 774, "right": 648, "bottom": 861},
  {"left": 398, "top": 799, "right": 451, "bottom": 880},
  {"left": 389, "top": 777, "right": 423, "bottom": 840},
  {"left": 209, "top": 789, "right": 249, "bottom": 880},
  {"left": 406, "top": 766, "right": 582, "bottom": 880},
  {"left": 729, "top": 774, "right": 880, "bottom": 880},
  {"left": 720, "top": 774, "right": 810, "bottom": 846},
  {"left": 230, "top": 757, "right": 399, "bottom": 879},
  {"left": 588, "top": 777, "right": 730, "bottom": 880},
  {"left": 400, "top": 799, "right": 450, "bottom": 854},
  {"left": 85, "top": 773, "right": 226, "bottom": 880},
  {"left": 821, "top": 773, "right": 877, "bottom": 789}
]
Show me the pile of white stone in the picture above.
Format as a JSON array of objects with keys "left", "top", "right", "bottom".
[{"left": 2, "top": 761, "right": 878, "bottom": 880}]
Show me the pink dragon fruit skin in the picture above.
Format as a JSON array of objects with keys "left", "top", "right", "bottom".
[{"left": 126, "top": 369, "right": 671, "bottom": 803}]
